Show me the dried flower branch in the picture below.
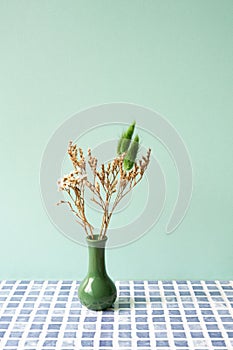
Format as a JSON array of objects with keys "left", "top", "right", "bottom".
[{"left": 57, "top": 125, "right": 151, "bottom": 240}]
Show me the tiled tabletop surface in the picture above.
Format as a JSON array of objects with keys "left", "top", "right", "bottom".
[{"left": 0, "top": 280, "right": 232, "bottom": 350}]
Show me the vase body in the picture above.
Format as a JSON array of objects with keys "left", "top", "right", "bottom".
[{"left": 78, "top": 235, "right": 117, "bottom": 311}]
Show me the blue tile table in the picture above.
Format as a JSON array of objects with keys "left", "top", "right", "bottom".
[{"left": 0, "top": 280, "right": 232, "bottom": 349}]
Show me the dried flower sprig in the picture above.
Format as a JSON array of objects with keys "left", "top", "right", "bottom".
[{"left": 57, "top": 139, "right": 151, "bottom": 240}]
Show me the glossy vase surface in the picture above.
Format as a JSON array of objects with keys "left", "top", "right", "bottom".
[{"left": 78, "top": 235, "right": 117, "bottom": 311}]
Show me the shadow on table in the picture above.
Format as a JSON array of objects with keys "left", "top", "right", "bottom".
[{"left": 105, "top": 295, "right": 169, "bottom": 312}]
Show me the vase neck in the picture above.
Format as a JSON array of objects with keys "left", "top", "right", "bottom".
[{"left": 87, "top": 245, "right": 107, "bottom": 276}]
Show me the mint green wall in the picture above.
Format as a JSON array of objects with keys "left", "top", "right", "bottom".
[{"left": 0, "top": 0, "right": 232, "bottom": 280}]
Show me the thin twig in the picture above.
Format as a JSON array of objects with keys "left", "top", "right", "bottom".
[{"left": 57, "top": 142, "right": 151, "bottom": 240}]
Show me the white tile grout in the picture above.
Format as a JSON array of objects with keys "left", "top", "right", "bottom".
[
  {"left": 173, "top": 280, "right": 196, "bottom": 350},
  {"left": 18, "top": 280, "right": 49, "bottom": 349},
  {"left": 187, "top": 280, "right": 213, "bottom": 349},
  {"left": 112, "top": 280, "right": 119, "bottom": 349},
  {"left": 0, "top": 281, "right": 32, "bottom": 350},
  {"left": 35, "top": 280, "right": 62, "bottom": 350},
  {"left": 55, "top": 280, "right": 77, "bottom": 349},
  {"left": 216, "top": 280, "right": 233, "bottom": 317},
  {"left": 158, "top": 280, "right": 176, "bottom": 349},
  {"left": 75, "top": 287, "right": 89, "bottom": 349},
  {"left": 0, "top": 280, "right": 232, "bottom": 350},
  {"left": 0, "top": 280, "right": 20, "bottom": 320},
  {"left": 93, "top": 302, "right": 102, "bottom": 349},
  {"left": 201, "top": 280, "right": 232, "bottom": 350},
  {"left": 144, "top": 280, "right": 157, "bottom": 349},
  {"left": 129, "top": 280, "right": 138, "bottom": 349}
]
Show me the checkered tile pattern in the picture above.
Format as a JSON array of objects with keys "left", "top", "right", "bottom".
[{"left": 0, "top": 280, "right": 232, "bottom": 349}]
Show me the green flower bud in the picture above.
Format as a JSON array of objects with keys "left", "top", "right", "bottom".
[
  {"left": 120, "top": 132, "right": 131, "bottom": 154},
  {"left": 117, "top": 121, "right": 136, "bottom": 155},
  {"left": 125, "top": 120, "right": 136, "bottom": 139},
  {"left": 123, "top": 134, "right": 139, "bottom": 171}
]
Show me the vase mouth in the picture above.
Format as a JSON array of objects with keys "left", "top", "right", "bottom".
[{"left": 86, "top": 234, "right": 108, "bottom": 244}]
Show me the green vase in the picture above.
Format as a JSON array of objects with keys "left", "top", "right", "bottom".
[{"left": 78, "top": 235, "right": 117, "bottom": 311}]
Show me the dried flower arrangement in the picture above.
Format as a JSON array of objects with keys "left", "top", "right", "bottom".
[{"left": 57, "top": 121, "right": 151, "bottom": 240}]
